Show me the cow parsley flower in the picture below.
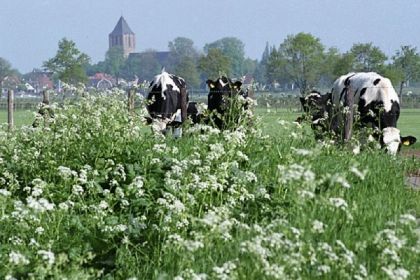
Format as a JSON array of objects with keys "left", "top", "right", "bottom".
[
  {"left": 312, "top": 220, "right": 325, "bottom": 233},
  {"left": 38, "top": 250, "right": 55, "bottom": 266},
  {"left": 98, "top": 200, "right": 109, "bottom": 210},
  {"left": 399, "top": 213, "right": 416, "bottom": 225},
  {"left": 317, "top": 265, "right": 331, "bottom": 275},
  {"left": 292, "top": 147, "right": 313, "bottom": 156},
  {"left": 9, "top": 251, "right": 30, "bottom": 266},
  {"left": 382, "top": 266, "right": 410, "bottom": 280},
  {"left": 58, "top": 166, "right": 77, "bottom": 179},
  {"left": 152, "top": 143, "right": 166, "bottom": 153},
  {"left": 27, "top": 197, "right": 55, "bottom": 212},
  {"left": 72, "top": 184, "right": 84, "bottom": 195},
  {"left": 298, "top": 190, "right": 315, "bottom": 199},
  {"left": 213, "top": 260, "right": 237, "bottom": 280},
  {"left": 350, "top": 166, "right": 367, "bottom": 180},
  {"left": 329, "top": 197, "right": 348, "bottom": 209},
  {"left": 35, "top": 226, "right": 45, "bottom": 235},
  {"left": 0, "top": 188, "right": 11, "bottom": 196}
]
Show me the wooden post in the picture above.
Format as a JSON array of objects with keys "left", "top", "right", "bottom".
[
  {"left": 43, "top": 90, "right": 50, "bottom": 127},
  {"left": 43, "top": 90, "right": 50, "bottom": 105},
  {"left": 343, "top": 86, "right": 354, "bottom": 142},
  {"left": 8, "top": 90, "right": 14, "bottom": 131},
  {"left": 128, "top": 89, "right": 135, "bottom": 113}
]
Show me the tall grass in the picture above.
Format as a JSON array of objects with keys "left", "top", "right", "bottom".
[{"left": 0, "top": 89, "right": 419, "bottom": 279}]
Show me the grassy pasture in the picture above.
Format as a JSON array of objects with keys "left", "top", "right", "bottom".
[{"left": 0, "top": 93, "right": 419, "bottom": 279}]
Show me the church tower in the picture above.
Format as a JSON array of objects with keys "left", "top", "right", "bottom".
[{"left": 109, "top": 16, "right": 136, "bottom": 57}]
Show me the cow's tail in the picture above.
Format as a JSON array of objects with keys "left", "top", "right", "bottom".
[{"left": 180, "top": 87, "right": 188, "bottom": 122}]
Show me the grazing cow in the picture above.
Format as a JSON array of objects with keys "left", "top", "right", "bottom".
[
  {"left": 146, "top": 70, "right": 188, "bottom": 137},
  {"left": 332, "top": 72, "right": 416, "bottom": 154},
  {"left": 187, "top": 101, "right": 207, "bottom": 124},
  {"left": 206, "top": 77, "right": 247, "bottom": 128},
  {"left": 299, "top": 72, "right": 416, "bottom": 154},
  {"left": 298, "top": 90, "right": 332, "bottom": 139}
]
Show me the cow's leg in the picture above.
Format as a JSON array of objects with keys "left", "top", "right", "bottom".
[
  {"left": 173, "top": 127, "right": 182, "bottom": 138},
  {"left": 151, "top": 119, "right": 168, "bottom": 137}
]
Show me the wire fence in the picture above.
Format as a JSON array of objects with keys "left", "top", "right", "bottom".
[{"left": 2, "top": 90, "right": 420, "bottom": 111}]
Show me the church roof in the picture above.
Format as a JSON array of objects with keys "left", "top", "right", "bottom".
[{"left": 109, "top": 16, "right": 135, "bottom": 36}]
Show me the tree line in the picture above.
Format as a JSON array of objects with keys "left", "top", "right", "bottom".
[{"left": 2, "top": 33, "right": 420, "bottom": 100}]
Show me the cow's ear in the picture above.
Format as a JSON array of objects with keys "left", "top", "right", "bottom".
[
  {"left": 401, "top": 136, "right": 417, "bottom": 146},
  {"left": 232, "top": 81, "right": 242, "bottom": 89},
  {"left": 206, "top": 79, "right": 216, "bottom": 89}
]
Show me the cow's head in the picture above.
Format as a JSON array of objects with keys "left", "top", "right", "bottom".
[
  {"left": 206, "top": 77, "right": 245, "bottom": 128},
  {"left": 381, "top": 127, "right": 417, "bottom": 155},
  {"left": 207, "top": 77, "right": 243, "bottom": 111},
  {"left": 298, "top": 91, "right": 332, "bottom": 137}
]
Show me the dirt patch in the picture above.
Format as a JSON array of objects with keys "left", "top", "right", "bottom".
[{"left": 402, "top": 149, "right": 420, "bottom": 158}]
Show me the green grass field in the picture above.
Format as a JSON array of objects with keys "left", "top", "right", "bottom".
[
  {"left": 0, "top": 96, "right": 419, "bottom": 278},
  {"left": 5, "top": 107, "right": 418, "bottom": 137}
]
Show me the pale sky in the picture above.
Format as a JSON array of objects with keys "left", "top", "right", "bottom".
[{"left": 2, "top": 0, "right": 420, "bottom": 73}]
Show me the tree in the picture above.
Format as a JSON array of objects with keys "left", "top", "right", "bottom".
[
  {"left": 168, "top": 37, "right": 199, "bottom": 60},
  {"left": 85, "top": 61, "right": 106, "bottom": 76},
  {"left": 104, "top": 46, "right": 126, "bottom": 83},
  {"left": 320, "top": 47, "right": 343, "bottom": 85},
  {"left": 348, "top": 43, "right": 387, "bottom": 72},
  {"left": 168, "top": 37, "right": 200, "bottom": 88},
  {"left": 265, "top": 46, "right": 285, "bottom": 87},
  {"left": 255, "top": 42, "right": 271, "bottom": 85},
  {"left": 204, "top": 37, "right": 245, "bottom": 77},
  {"left": 0, "top": 57, "right": 13, "bottom": 91},
  {"left": 392, "top": 45, "right": 420, "bottom": 104},
  {"left": 43, "top": 38, "right": 90, "bottom": 85},
  {"left": 278, "top": 32, "right": 325, "bottom": 95},
  {"left": 198, "top": 48, "right": 231, "bottom": 80},
  {"left": 0, "top": 57, "right": 13, "bottom": 82},
  {"left": 122, "top": 50, "right": 161, "bottom": 81}
]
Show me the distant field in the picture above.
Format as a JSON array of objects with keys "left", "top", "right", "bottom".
[
  {"left": 0, "top": 109, "right": 35, "bottom": 127},
  {"left": 0, "top": 108, "right": 418, "bottom": 149},
  {"left": 257, "top": 108, "right": 420, "bottom": 150}
]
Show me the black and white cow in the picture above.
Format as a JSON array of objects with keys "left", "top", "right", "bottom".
[
  {"left": 300, "top": 72, "right": 416, "bottom": 154},
  {"left": 186, "top": 101, "right": 207, "bottom": 124},
  {"left": 298, "top": 90, "right": 332, "bottom": 139},
  {"left": 206, "top": 77, "right": 247, "bottom": 129},
  {"left": 146, "top": 70, "right": 188, "bottom": 137},
  {"left": 332, "top": 72, "right": 416, "bottom": 154}
]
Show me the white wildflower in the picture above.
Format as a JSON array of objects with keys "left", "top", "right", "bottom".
[
  {"left": 9, "top": 251, "right": 30, "bottom": 265},
  {"left": 329, "top": 197, "right": 348, "bottom": 209},
  {"left": 298, "top": 190, "right": 315, "bottom": 199},
  {"left": 58, "top": 166, "right": 76, "bottom": 179},
  {"left": 72, "top": 184, "right": 84, "bottom": 195},
  {"left": 35, "top": 226, "right": 45, "bottom": 235},
  {"left": 99, "top": 200, "right": 109, "bottom": 210},
  {"left": 382, "top": 266, "right": 410, "bottom": 280},
  {"left": 0, "top": 189, "right": 11, "bottom": 196},
  {"left": 38, "top": 250, "right": 55, "bottom": 265},
  {"left": 312, "top": 220, "right": 325, "bottom": 233},
  {"left": 292, "top": 147, "right": 313, "bottom": 156},
  {"left": 317, "top": 265, "right": 331, "bottom": 275},
  {"left": 350, "top": 166, "right": 367, "bottom": 180},
  {"left": 115, "top": 224, "right": 127, "bottom": 232},
  {"left": 399, "top": 214, "right": 416, "bottom": 225}
]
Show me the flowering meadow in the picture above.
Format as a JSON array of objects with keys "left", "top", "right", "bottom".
[{"left": 1, "top": 88, "right": 420, "bottom": 279}]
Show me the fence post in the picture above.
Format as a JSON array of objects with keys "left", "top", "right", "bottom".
[
  {"left": 8, "top": 90, "right": 14, "bottom": 131},
  {"left": 343, "top": 86, "right": 354, "bottom": 142},
  {"left": 43, "top": 90, "right": 50, "bottom": 127},
  {"left": 128, "top": 89, "right": 135, "bottom": 113},
  {"left": 43, "top": 90, "right": 50, "bottom": 105}
]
